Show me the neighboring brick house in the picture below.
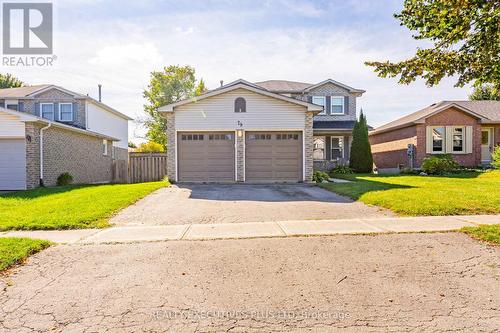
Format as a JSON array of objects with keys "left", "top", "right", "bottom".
[
  {"left": 369, "top": 101, "right": 500, "bottom": 172},
  {"left": 0, "top": 85, "right": 132, "bottom": 190},
  {"left": 158, "top": 78, "right": 364, "bottom": 183}
]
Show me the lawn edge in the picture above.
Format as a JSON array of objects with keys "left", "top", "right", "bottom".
[{"left": 0, "top": 238, "right": 53, "bottom": 273}]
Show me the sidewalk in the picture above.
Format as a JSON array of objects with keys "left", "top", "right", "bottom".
[{"left": 1, "top": 215, "right": 498, "bottom": 244}]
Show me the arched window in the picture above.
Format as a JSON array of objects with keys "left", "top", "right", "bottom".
[{"left": 234, "top": 97, "right": 246, "bottom": 113}]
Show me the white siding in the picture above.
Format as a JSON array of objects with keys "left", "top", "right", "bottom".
[
  {"left": 175, "top": 88, "right": 307, "bottom": 130},
  {"left": 0, "top": 112, "right": 25, "bottom": 138},
  {"left": 86, "top": 102, "right": 129, "bottom": 149}
]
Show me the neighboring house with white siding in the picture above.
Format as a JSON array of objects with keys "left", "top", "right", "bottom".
[
  {"left": 158, "top": 78, "right": 364, "bottom": 183},
  {"left": 0, "top": 85, "right": 132, "bottom": 190}
]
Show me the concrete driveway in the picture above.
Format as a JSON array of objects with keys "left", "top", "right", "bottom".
[
  {"left": 111, "top": 184, "right": 392, "bottom": 226},
  {"left": 1, "top": 233, "right": 498, "bottom": 332}
]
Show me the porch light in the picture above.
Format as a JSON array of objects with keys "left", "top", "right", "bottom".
[{"left": 237, "top": 129, "right": 243, "bottom": 138}]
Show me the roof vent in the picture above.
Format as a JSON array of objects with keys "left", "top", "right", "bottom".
[
  {"left": 220, "top": 80, "right": 224, "bottom": 87},
  {"left": 98, "top": 84, "right": 102, "bottom": 102}
]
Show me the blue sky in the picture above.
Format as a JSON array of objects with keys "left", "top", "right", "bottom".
[{"left": 4, "top": 0, "right": 470, "bottom": 142}]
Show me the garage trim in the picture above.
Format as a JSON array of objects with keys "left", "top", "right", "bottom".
[{"left": 175, "top": 129, "right": 238, "bottom": 182}]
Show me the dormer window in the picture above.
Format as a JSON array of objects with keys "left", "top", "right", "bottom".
[
  {"left": 312, "top": 96, "right": 326, "bottom": 115},
  {"left": 235, "top": 97, "right": 246, "bottom": 113}
]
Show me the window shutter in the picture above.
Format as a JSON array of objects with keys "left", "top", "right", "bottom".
[
  {"left": 325, "top": 96, "right": 331, "bottom": 115},
  {"left": 343, "top": 136, "right": 349, "bottom": 160},
  {"left": 307, "top": 96, "right": 312, "bottom": 103},
  {"left": 73, "top": 102, "right": 78, "bottom": 123},
  {"left": 465, "top": 126, "right": 473, "bottom": 154},
  {"left": 35, "top": 102, "right": 40, "bottom": 117},
  {"left": 445, "top": 126, "right": 453, "bottom": 153},
  {"left": 344, "top": 96, "right": 349, "bottom": 115},
  {"left": 53, "top": 102, "right": 59, "bottom": 121},
  {"left": 18, "top": 102, "right": 24, "bottom": 112},
  {"left": 426, "top": 127, "right": 433, "bottom": 154},
  {"left": 0, "top": 101, "right": 4, "bottom": 108}
]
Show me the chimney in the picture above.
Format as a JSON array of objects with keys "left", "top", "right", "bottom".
[
  {"left": 220, "top": 80, "right": 223, "bottom": 87},
  {"left": 98, "top": 84, "right": 102, "bottom": 102}
]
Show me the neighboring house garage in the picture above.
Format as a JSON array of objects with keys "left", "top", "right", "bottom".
[
  {"left": 159, "top": 80, "right": 322, "bottom": 183},
  {"left": 0, "top": 138, "right": 26, "bottom": 190}
]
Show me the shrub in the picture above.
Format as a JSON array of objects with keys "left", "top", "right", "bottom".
[
  {"left": 136, "top": 141, "right": 165, "bottom": 153},
  {"left": 492, "top": 145, "right": 500, "bottom": 169},
  {"left": 56, "top": 172, "right": 73, "bottom": 186},
  {"left": 313, "top": 171, "right": 330, "bottom": 183},
  {"left": 330, "top": 165, "right": 353, "bottom": 175},
  {"left": 349, "top": 111, "right": 373, "bottom": 173},
  {"left": 421, "top": 154, "right": 460, "bottom": 175}
]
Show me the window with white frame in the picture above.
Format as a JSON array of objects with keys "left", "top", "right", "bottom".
[
  {"left": 313, "top": 137, "right": 325, "bottom": 160},
  {"left": 331, "top": 137, "right": 344, "bottom": 160},
  {"left": 452, "top": 127, "right": 464, "bottom": 152},
  {"left": 331, "top": 97, "right": 344, "bottom": 114},
  {"left": 102, "top": 140, "right": 108, "bottom": 155},
  {"left": 6, "top": 104, "right": 18, "bottom": 111},
  {"left": 41, "top": 103, "right": 54, "bottom": 120},
  {"left": 59, "top": 103, "right": 73, "bottom": 122},
  {"left": 312, "top": 96, "right": 326, "bottom": 115},
  {"left": 431, "top": 127, "right": 445, "bottom": 153}
]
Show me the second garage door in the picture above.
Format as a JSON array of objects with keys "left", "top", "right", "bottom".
[
  {"left": 178, "top": 132, "right": 235, "bottom": 182},
  {"left": 245, "top": 132, "right": 302, "bottom": 182}
]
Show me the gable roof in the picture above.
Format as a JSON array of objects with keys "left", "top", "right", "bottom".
[
  {"left": 254, "top": 79, "right": 365, "bottom": 94},
  {"left": 0, "top": 84, "right": 132, "bottom": 120},
  {"left": 371, "top": 101, "right": 500, "bottom": 135},
  {"left": 158, "top": 79, "right": 324, "bottom": 113},
  {"left": 0, "top": 107, "right": 119, "bottom": 141}
]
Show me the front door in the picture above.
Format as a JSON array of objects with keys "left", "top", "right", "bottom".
[{"left": 481, "top": 129, "right": 492, "bottom": 163}]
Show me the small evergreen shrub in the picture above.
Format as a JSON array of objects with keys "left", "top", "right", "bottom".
[
  {"left": 421, "top": 155, "right": 460, "bottom": 175},
  {"left": 56, "top": 172, "right": 73, "bottom": 186},
  {"left": 330, "top": 165, "right": 354, "bottom": 175},
  {"left": 349, "top": 111, "right": 374, "bottom": 173},
  {"left": 492, "top": 145, "right": 500, "bottom": 169},
  {"left": 313, "top": 171, "right": 330, "bottom": 183}
]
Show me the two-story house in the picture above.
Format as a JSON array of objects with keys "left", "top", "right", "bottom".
[
  {"left": 0, "top": 84, "right": 131, "bottom": 190},
  {"left": 158, "top": 78, "right": 364, "bottom": 183}
]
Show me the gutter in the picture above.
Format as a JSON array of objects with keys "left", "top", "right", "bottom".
[{"left": 39, "top": 123, "right": 51, "bottom": 187}]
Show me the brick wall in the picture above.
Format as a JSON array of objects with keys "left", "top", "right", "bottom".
[
  {"left": 369, "top": 126, "right": 417, "bottom": 169},
  {"left": 25, "top": 123, "right": 41, "bottom": 189},
  {"left": 304, "top": 112, "right": 314, "bottom": 182},
  {"left": 113, "top": 146, "right": 128, "bottom": 161},
  {"left": 494, "top": 126, "right": 500, "bottom": 146},
  {"left": 165, "top": 112, "right": 176, "bottom": 182},
  {"left": 40, "top": 126, "right": 113, "bottom": 186},
  {"left": 236, "top": 133, "right": 244, "bottom": 182},
  {"left": 416, "top": 108, "right": 481, "bottom": 167}
]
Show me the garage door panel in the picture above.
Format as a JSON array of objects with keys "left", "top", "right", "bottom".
[
  {"left": 178, "top": 132, "right": 235, "bottom": 182},
  {"left": 0, "top": 139, "right": 26, "bottom": 190},
  {"left": 245, "top": 132, "right": 302, "bottom": 182}
]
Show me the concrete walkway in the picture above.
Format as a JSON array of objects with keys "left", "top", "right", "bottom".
[{"left": 1, "top": 215, "right": 498, "bottom": 244}]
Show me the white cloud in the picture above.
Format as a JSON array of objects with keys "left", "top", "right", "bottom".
[{"left": 1, "top": 2, "right": 471, "bottom": 143}]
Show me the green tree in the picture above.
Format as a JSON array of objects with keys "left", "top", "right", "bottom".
[
  {"left": 0, "top": 73, "right": 24, "bottom": 88},
  {"left": 128, "top": 141, "right": 137, "bottom": 148},
  {"left": 349, "top": 111, "right": 373, "bottom": 173},
  {"left": 143, "top": 65, "right": 206, "bottom": 148},
  {"left": 469, "top": 84, "right": 500, "bottom": 101},
  {"left": 365, "top": 0, "right": 500, "bottom": 89}
]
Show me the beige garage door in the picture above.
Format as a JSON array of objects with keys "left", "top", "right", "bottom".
[
  {"left": 178, "top": 132, "right": 235, "bottom": 182},
  {"left": 0, "top": 139, "right": 27, "bottom": 190},
  {"left": 245, "top": 132, "right": 302, "bottom": 182}
]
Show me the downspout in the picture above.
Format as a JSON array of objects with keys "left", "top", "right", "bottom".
[{"left": 39, "top": 123, "right": 51, "bottom": 187}]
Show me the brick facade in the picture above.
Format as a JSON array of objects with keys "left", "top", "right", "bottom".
[
  {"left": 113, "top": 147, "right": 129, "bottom": 161},
  {"left": 24, "top": 122, "right": 113, "bottom": 187},
  {"left": 165, "top": 112, "right": 177, "bottom": 182},
  {"left": 304, "top": 112, "right": 314, "bottom": 182},
  {"left": 370, "top": 107, "right": 486, "bottom": 170},
  {"left": 236, "top": 132, "right": 244, "bottom": 182}
]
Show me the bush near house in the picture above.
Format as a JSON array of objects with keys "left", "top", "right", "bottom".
[
  {"left": 313, "top": 171, "right": 329, "bottom": 183},
  {"left": 421, "top": 154, "right": 460, "bottom": 175},
  {"left": 136, "top": 141, "right": 165, "bottom": 153},
  {"left": 56, "top": 172, "right": 73, "bottom": 186},
  {"left": 330, "top": 165, "right": 354, "bottom": 175},
  {"left": 492, "top": 145, "right": 500, "bottom": 169}
]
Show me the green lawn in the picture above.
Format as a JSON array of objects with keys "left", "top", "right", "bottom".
[
  {"left": 321, "top": 171, "right": 500, "bottom": 216},
  {"left": 0, "top": 238, "right": 52, "bottom": 271},
  {"left": 0, "top": 181, "right": 167, "bottom": 231},
  {"left": 461, "top": 224, "right": 500, "bottom": 245}
]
